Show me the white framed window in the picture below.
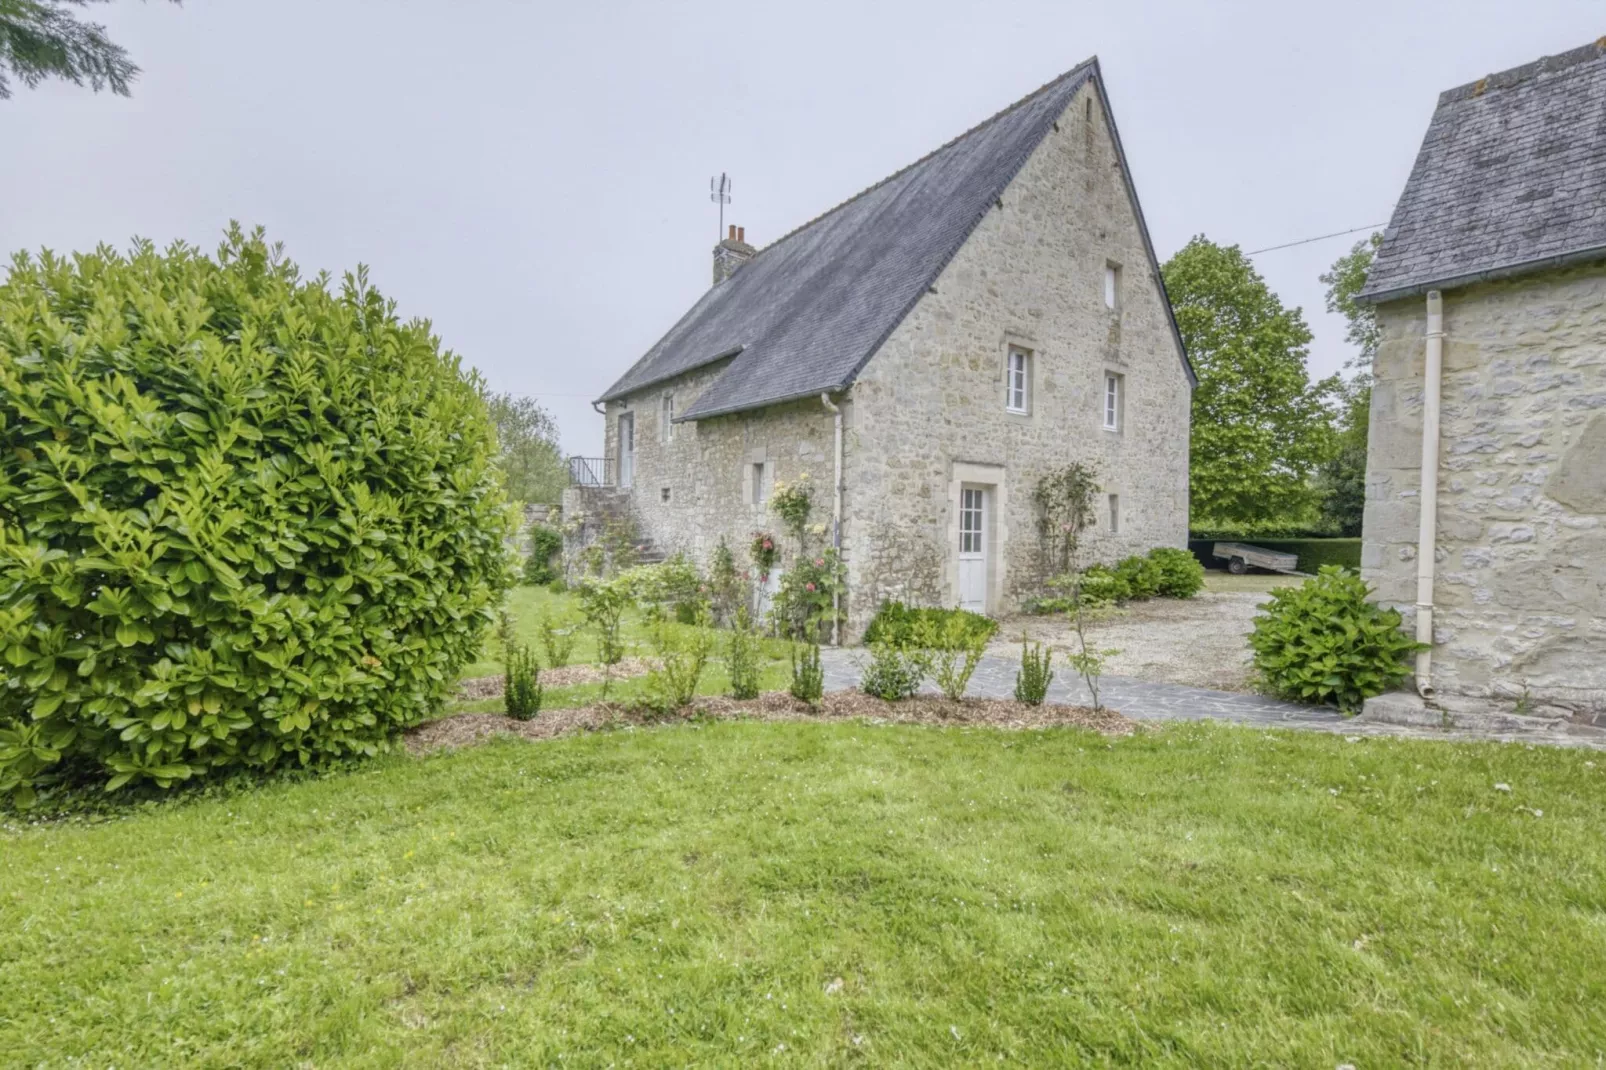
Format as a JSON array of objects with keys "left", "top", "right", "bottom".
[
  {"left": 1103, "top": 372, "right": 1122, "bottom": 432},
  {"left": 960, "top": 488, "right": 984, "bottom": 553},
  {"left": 1006, "top": 346, "right": 1030, "bottom": 414},
  {"left": 751, "top": 462, "right": 768, "bottom": 505},
  {"left": 660, "top": 394, "right": 674, "bottom": 443},
  {"left": 1104, "top": 262, "right": 1121, "bottom": 310},
  {"left": 1108, "top": 493, "right": 1120, "bottom": 534}
]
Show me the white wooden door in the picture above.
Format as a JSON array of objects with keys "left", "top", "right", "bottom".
[
  {"left": 618, "top": 413, "right": 634, "bottom": 489},
  {"left": 958, "top": 487, "right": 987, "bottom": 612}
]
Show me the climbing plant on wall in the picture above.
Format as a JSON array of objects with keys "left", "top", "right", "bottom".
[{"left": 1032, "top": 463, "right": 1100, "bottom": 577}]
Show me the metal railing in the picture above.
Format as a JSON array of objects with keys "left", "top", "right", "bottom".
[{"left": 568, "top": 456, "right": 611, "bottom": 487}]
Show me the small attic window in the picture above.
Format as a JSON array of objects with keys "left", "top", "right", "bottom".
[{"left": 1104, "top": 263, "right": 1121, "bottom": 310}]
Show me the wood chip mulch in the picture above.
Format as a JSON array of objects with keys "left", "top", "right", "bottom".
[
  {"left": 454, "top": 657, "right": 660, "bottom": 699},
  {"left": 406, "top": 691, "right": 1138, "bottom": 755}
]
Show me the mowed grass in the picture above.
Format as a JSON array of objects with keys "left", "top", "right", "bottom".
[{"left": 4, "top": 722, "right": 1606, "bottom": 1066}]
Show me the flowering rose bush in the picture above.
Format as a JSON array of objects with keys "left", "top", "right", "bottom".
[
  {"left": 769, "top": 473, "right": 814, "bottom": 550},
  {"left": 773, "top": 550, "right": 844, "bottom": 641},
  {"left": 749, "top": 532, "right": 778, "bottom": 582}
]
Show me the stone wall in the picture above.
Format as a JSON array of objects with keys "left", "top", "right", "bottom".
[
  {"left": 599, "top": 358, "right": 840, "bottom": 578},
  {"left": 1364, "top": 263, "right": 1606, "bottom": 712},
  {"left": 843, "top": 79, "right": 1192, "bottom": 627}
]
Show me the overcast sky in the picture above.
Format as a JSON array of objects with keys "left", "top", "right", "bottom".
[{"left": 4, "top": 0, "right": 1602, "bottom": 455}]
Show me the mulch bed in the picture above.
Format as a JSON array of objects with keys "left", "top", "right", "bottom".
[
  {"left": 454, "top": 657, "right": 659, "bottom": 699},
  {"left": 406, "top": 691, "right": 1138, "bottom": 755}
]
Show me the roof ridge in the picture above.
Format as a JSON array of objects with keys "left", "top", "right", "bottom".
[
  {"left": 1439, "top": 37, "right": 1606, "bottom": 105},
  {"left": 746, "top": 57, "right": 1099, "bottom": 259}
]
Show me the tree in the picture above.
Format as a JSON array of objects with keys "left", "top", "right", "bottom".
[
  {"left": 1163, "top": 236, "right": 1336, "bottom": 530},
  {"left": 1314, "top": 232, "right": 1383, "bottom": 536},
  {"left": 1319, "top": 232, "right": 1384, "bottom": 376},
  {"left": 485, "top": 392, "right": 566, "bottom": 505},
  {"left": 0, "top": 0, "right": 174, "bottom": 99}
]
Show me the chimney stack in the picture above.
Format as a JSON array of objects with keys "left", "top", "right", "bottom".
[{"left": 713, "top": 224, "right": 756, "bottom": 286}]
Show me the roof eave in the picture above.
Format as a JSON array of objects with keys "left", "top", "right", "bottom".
[
  {"left": 594, "top": 346, "right": 745, "bottom": 406},
  {"left": 1356, "top": 243, "right": 1606, "bottom": 305},
  {"left": 677, "top": 382, "right": 850, "bottom": 423}
]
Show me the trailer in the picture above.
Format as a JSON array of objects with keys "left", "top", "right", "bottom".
[{"left": 1211, "top": 542, "right": 1304, "bottom": 576}]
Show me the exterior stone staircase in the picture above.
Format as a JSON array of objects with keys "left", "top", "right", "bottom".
[{"left": 558, "top": 483, "right": 664, "bottom": 571}]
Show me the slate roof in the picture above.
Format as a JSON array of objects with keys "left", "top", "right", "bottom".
[
  {"left": 1359, "top": 39, "right": 1606, "bottom": 304},
  {"left": 599, "top": 58, "right": 1192, "bottom": 420}
]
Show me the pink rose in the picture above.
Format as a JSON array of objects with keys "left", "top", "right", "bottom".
[
  {"left": 805, "top": 582, "right": 816, "bottom": 592},
  {"left": 814, "top": 558, "right": 824, "bottom": 567}
]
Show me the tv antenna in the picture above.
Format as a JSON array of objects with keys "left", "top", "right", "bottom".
[{"left": 709, "top": 173, "right": 732, "bottom": 236}]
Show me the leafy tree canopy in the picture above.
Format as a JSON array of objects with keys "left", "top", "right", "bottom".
[
  {"left": 0, "top": 0, "right": 175, "bottom": 99},
  {"left": 1319, "top": 232, "right": 1384, "bottom": 376},
  {"left": 485, "top": 392, "right": 566, "bottom": 505},
  {"left": 1163, "top": 235, "right": 1336, "bottom": 529},
  {"left": 1314, "top": 232, "right": 1383, "bottom": 536}
]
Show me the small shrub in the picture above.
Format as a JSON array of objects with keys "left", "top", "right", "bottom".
[
  {"left": 504, "top": 643, "right": 542, "bottom": 721},
  {"left": 645, "top": 621, "right": 714, "bottom": 713},
  {"left": 631, "top": 554, "right": 708, "bottom": 625},
  {"left": 860, "top": 640, "right": 922, "bottom": 702},
  {"left": 538, "top": 614, "right": 578, "bottom": 668},
  {"left": 1114, "top": 555, "right": 1163, "bottom": 599},
  {"left": 708, "top": 538, "right": 745, "bottom": 627},
  {"left": 725, "top": 607, "right": 762, "bottom": 700},
  {"left": 916, "top": 615, "right": 988, "bottom": 701},
  {"left": 577, "top": 576, "right": 632, "bottom": 666},
  {"left": 523, "top": 525, "right": 563, "bottom": 586},
  {"left": 1073, "top": 566, "right": 1130, "bottom": 606},
  {"left": 1014, "top": 640, "right": 1054, "bottom": 706},
  {"left": 1248, "top": 566, "right": 1421, "bottom": 714},
  {"left": 863, "top": 602, "right": 997, "bottom": 649},
  {"left": 790, "top": 642, "right": 824, "bottom": 705},
  {"left": 1149, "top": 547, "right": 1205, "bottom": 598}
]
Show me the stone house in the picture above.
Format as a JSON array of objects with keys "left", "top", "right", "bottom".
[
  {"left": 1357, "top": 40, "right": 1606, "bottom": 715},
  {"left": 569, "top": 58, "right": 1194, "bottom": 637}
]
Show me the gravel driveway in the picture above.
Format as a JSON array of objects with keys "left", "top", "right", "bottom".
[{"left": 986, "top": 576, "right": 1295, "bottom": 692}]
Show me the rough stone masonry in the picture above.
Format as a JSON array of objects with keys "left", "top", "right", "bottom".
[{"left": 1365, "top": 263, "right": 1606, "bottom": 714}]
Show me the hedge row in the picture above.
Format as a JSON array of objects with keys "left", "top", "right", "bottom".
[{"left": 1189, "top": 538, "right": 1362, "bottom": 574}]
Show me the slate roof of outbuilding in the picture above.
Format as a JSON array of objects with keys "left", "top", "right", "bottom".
[
  {"left": 1359, "top": 39, "right": 1606, "bottom": 304},
  {"left": 599, "top": 58, "right": 1192, "bottom": 419}
]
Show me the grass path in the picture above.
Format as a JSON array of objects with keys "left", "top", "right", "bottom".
[{"left": 4, "top": 721, "right": 1604, "bottom": 1065}]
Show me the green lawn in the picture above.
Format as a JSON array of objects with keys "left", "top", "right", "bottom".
[{"left": 4, "top": 721, "right": 1604, "bottom": 1065}]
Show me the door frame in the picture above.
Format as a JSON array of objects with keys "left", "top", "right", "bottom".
[{"left": 945, "top": 461, "right": 1008, "bottom": 614}]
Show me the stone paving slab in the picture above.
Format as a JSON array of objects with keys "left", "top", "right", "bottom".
[{"left": 817, "top": 648, "right": 1606, "bottom": 751}]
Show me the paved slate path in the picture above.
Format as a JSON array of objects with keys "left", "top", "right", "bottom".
[{"left": 816, "top": 648, "right": 1606, "bottom": 750}]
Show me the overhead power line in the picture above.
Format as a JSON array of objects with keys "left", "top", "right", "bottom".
[{"left": 1245, "top": 223, "right": 1386, "bottom": 256}]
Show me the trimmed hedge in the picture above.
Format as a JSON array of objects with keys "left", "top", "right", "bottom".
[
  {"left": 0, "top": 228, "right": 513, "bottom": 802},
  {"left": 1190, "top": 538, "right": 1361, "bottom": 574}
]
